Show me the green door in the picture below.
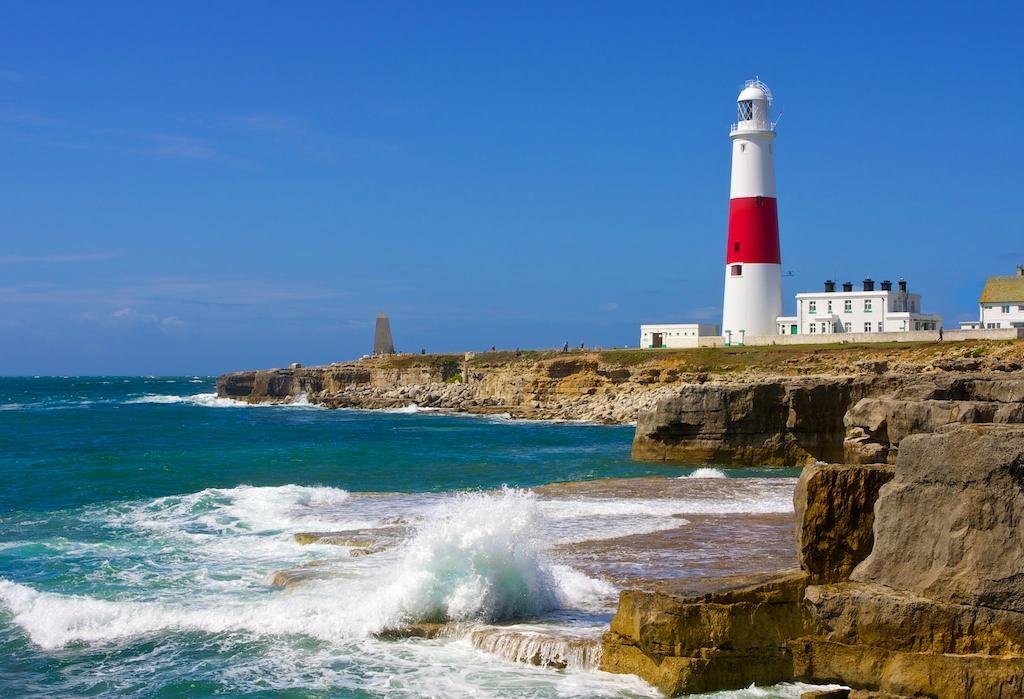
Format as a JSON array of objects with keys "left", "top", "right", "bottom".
[{"left": 790, "top": 324, "right": 798, "bottom": 335}]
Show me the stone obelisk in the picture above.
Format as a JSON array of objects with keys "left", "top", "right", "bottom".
[{"left": 373, "top": 313, "right": 395, "bottom": 355}]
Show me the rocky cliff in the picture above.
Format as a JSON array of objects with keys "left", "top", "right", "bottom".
[
  {"left": 602, "top": 425, "right": 1024, "bottom": 698},
  {"left": 632, "top": 346, "right": 1024, "bottom": 466},
  {"left": 218, "top": 341, "right": 1024, "bottom": 432}
]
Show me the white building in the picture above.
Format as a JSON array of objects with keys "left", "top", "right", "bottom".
[
  {"left": 775, "top": 278, "right": 941, "bottom": 336},
  {"left": 969, "top": 266, "right": 1024, "bottom": 329},
  {"left": 640, "top": 323, "right": 720, "bottom": 349}
]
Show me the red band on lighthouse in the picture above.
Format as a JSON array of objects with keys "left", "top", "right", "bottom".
[{"left": 725, "top": 196, "right": 780, "bottom": 264}]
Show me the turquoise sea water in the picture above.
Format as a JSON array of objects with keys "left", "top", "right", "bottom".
[{"left": 0, "top": 377, "right": 814, "bottom": 698}]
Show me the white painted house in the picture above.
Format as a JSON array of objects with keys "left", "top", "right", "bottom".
[
  {"left": 969, "top": 266, "right": 1024, "bottom": 329},
  {"left": 775, "top": 279, "right": 941, "bottom": 336},
  {"left": 640, "top": 323, "right": 720, "bottom": 349}
]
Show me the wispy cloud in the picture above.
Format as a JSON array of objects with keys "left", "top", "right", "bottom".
[
  {"left": 0, "top": 251, "right": 121, "bottom": 264},
  {"left": 147, "top": 134, "right": 218, "bottom": 160},
  {"left": 110, "top": 307, "right": 184, "bottom": 329},
  {"left": 0, "top": 69, "right": 23, "bottom": 82},
  {"left": 687, "top": 305, "right": 721, "bottom": 320},
  {"left": 223, "top": 114, "right": 301, "bottom": 133},
  {"left": 600, "top": 302, "right": 619, "bottom": 312}
]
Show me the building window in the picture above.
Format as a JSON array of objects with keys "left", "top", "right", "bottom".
[
  {"left": 731, "top": 264, "right": 742, "bottom": 276},
  {"left": 864, "top": 322, "right": 872, "bottom": 332},
  {"left": 878, "top": 322, "right": 883, "bottom": 332},
  {"left": 821, "top": 322, "right": 829, "bottom": 333},
  {"left": 738, "top": 100, "right": 753, "bottom": 121},
  {"left": 827, "top": 301, "right": 833, "bottom": 313},
  {"left": 844, "top": 322, "right": 851, "bottom": 332},
  {"left": 844, "top": 300, "right": 852, "bottom": 313},
  {"left": 809, "top": 324, "right": 816, "bottom": 333},
  {"left": 864, "top": 299, "right": 872, "bottom": 313},
  {"left": 1003, "top": 305, "right": 1011, "bottom": 314},
  {"left": 987, "top": 322, "right": 998, "bottom": 329},
  {"left": 740, "top": 143, "right": 746, "bottom": 152},
  {"left": 808, "top": 301, "right": 817, "bottom": 314}
]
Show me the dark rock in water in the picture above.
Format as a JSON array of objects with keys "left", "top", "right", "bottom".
[
  {"left": 800, "top": 689, "right": 849, "bottom": 699},
  {"left": 374, "top": 623, "right": 452, "bottom": 640},
  {"left": 293, "top": 532, "right": 379, "bottom": 547},
  {"left": 794, "top": 463, "right": 894, "bottom": 584}
]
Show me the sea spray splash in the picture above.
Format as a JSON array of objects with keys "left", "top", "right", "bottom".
[
  {"left": 684, "top": 467, "right": 728, "bottom": 479},
  {"left": 370, "top": 488, "right": 568, "bottom": 628}
]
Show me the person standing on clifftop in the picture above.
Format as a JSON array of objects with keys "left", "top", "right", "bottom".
[{"left": 562, "top": 342, "right": 569, "bottom": 353}]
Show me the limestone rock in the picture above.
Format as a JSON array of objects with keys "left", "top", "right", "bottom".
[
  {"left": 794, "top": 463, "right": 894, "bottom": 584},
  {"left": 851, "top": 424, "right": 1024, "bottom": 612},
  {"left": 632, "top": 378, "right": 883, "bottom": 466},
  {"left": 600, "top": 571, "right": 808, "bottom": 696}
]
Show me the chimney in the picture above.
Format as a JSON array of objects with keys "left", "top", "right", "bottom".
[
  {"left": 824, "top": 280, "right": 836, "bottom": 293},
  {"left": 880, "top": 280, "right": 892, "bottom": 291},
  {"left": 898, "top": 279, "right": 907, "bottom": 293},
  {"left": 863, "top": 278, "right": 875, "bottom": 292},
  {"left": 842, "top": 281, "right": 853, "bottom": 292},
  {"left": 1017, "top": 265, "right": 1024, "bottom": 277}
]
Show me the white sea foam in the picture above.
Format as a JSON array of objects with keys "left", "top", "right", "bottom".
[
  {"left": 112, "top": 484, "right": 356, "bottom": 537},
  {"left": 684, "top": 467, "right": 728, "bottom": 479},
  {"left": 0, "top": 489, "right": 616, "bottom": 649},
  {"left": 124, "top": 392, "right": 321, "bottom": 408}
]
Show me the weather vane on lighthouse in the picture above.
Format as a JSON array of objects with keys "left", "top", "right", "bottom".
[{"left": 721, "top": 78, "right": 783, "bottom": 345}]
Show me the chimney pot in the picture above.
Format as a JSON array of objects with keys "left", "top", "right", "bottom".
[
  {"left": 880, "top": 280, "right": 892, "bottom": 291},
  {"left": 863, "top": 278, "right": 875, "bottom": 292},
  {"left": 842, "top": 281, "right": 853, "bottom": 292},
  {"left": 898, "top": 279, "right": 907, "bottom": 292},
  {"left": 824, "top": 279, "right": 836, "bottom": 293}
]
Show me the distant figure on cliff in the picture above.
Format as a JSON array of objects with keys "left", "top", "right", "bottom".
[
  {"left": 938, "top": 328, "right": 944, "bottom": 341},
  {"left": 562, "top": 342, "right": 569, "bottom": 353},
  {"left": 491, "top": 345, "right": 496, "bottom": 352}
]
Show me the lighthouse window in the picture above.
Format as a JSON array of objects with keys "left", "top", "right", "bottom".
[
  {"left": 738, "top": 100, "right": 753, "bottom": 121},
  {"left": 730, "top": 264, "right": 742, "bottom": 276}
]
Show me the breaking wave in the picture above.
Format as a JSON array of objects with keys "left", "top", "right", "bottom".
[
  {"left": 124, "top": 393, "right": 321, "bottom": 408},
  {"left": 684, "top": 467, "right": 728, "bottom": 479},
  {"left": 365, "top": 488, "right": 612, "bottom": 629}
]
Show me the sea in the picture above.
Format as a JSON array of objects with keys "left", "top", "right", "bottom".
[{"left": 0, "top": 377, "right": 831, "bottom": 698}]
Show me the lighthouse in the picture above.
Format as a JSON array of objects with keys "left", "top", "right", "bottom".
[{"left": 721, "top": 78, "right": 782, "bottom": 343}]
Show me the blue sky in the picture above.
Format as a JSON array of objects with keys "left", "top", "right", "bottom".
[{"left": 1, "top": 2, "right": 1021, "bottom": 374}]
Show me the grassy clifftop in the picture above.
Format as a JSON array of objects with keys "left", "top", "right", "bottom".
[{"left": 377, "top": 339, "right": 1023, "bottom": 378}]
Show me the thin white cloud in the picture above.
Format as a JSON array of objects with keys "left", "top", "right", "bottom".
[
  {"left": 0, "top": 251, "right": 121, "bottom": 264},
  {"left": 687, "top": 305, "right": 721, "bottom": 320}
]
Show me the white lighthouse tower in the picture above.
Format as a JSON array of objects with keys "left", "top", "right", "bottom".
[{"left": 721, "top": 78, "right": 782, "bottom": 343}]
